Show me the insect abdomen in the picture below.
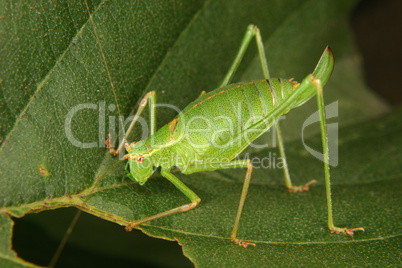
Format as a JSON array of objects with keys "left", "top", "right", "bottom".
[{"left": 179, "top": 79, "right": 295, "bottom": 154}]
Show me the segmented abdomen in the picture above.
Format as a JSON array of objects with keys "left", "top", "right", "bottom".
[{"left": 173, "top": 78, "right": 296, "bottom": 157}]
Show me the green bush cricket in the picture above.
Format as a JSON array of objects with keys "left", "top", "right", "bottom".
[{"left": 105, "top": 24, "right": 364, "bottom": 248}]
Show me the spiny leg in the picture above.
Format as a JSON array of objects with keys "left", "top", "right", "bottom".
[
  {"left": 213, "top": 24, "right": 315, "bottom": 245},
  {"left": 106, "top": 91, "right": 156, "bottom": 156},
  {"left": 218, "top": 24, "right": 269, "bottom": 88},
  {"left": 212, "top": 27, "right": 263, "bottom": 246},
  {"left": 312, "top": 77, "right": 364, "bottom": 236},
  {"left": 230, "top": 160, "right": 255, "bottom": 248},
  {"left": 184, "top": 159, "right": 256, "bottom": 248},
  {"left": 273, "top": 73, "right": 364, "bottom": 235},
  {"left": 220, "top": 25, "right": 313, "bottom": 192},
  {"left": 276, "top": 124, "right": 317, "bottom": 192},
  {"left": 250, "top": 26, "right": 315, "bottom": 192},
  {"left": 125, "top": 169, "right": 200, "bottom": 231}
]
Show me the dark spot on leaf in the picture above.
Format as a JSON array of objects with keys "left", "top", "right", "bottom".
[{"left": 39, "top": 166, "right": 49, "bottom": 176}]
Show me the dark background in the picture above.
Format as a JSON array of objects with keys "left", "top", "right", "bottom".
[
  {"left": 12, "top": 0, "right": 402, "bottom": 267},
  {"left": 351, "top": 0, "right": 402, "bottom": 106}
]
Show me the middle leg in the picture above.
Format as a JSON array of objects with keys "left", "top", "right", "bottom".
[
  {"left": 218, "top": 25, "right": 313, "bottom": 191},
  {"left": 184, "top": 159, "right": 256, "bottom": 248}
]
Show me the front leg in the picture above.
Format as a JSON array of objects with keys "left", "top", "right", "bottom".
[
  {"left": 125, "top": 168, "right": 200, "bottom": 231},
  {"left": 106, "top": 91, "right": 156, "bottom": 156}
]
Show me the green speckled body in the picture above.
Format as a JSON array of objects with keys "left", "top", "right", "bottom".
[{"left": 140, "top": 78, "right": 312, "bottom": 172}]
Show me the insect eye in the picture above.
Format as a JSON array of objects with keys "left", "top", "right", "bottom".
[{"left": 136, "top": 156, "right": 144, "bottom": 163}]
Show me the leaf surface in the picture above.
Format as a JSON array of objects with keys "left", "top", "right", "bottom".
[{"left": 1, "top": 0, "right": 399, "bottom": 266}]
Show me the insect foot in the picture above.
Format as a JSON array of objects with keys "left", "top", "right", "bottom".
[
  {"left": 330, "top": 226, "right": 365, "bottom": 236},
  {"left": 287, "top": 179, "right": 317, "bottom": 193},
  {"left": 105, "top": 133, "right": 119, "bottom": 156}
]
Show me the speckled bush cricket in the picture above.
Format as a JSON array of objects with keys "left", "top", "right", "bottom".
[{"left": 102, "top": 24, "right": 365, "bottom": 248}]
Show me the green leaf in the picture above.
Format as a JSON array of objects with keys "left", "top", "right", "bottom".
[{"left": 1, "top": 0, "right": 399, "bottom": 267}]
